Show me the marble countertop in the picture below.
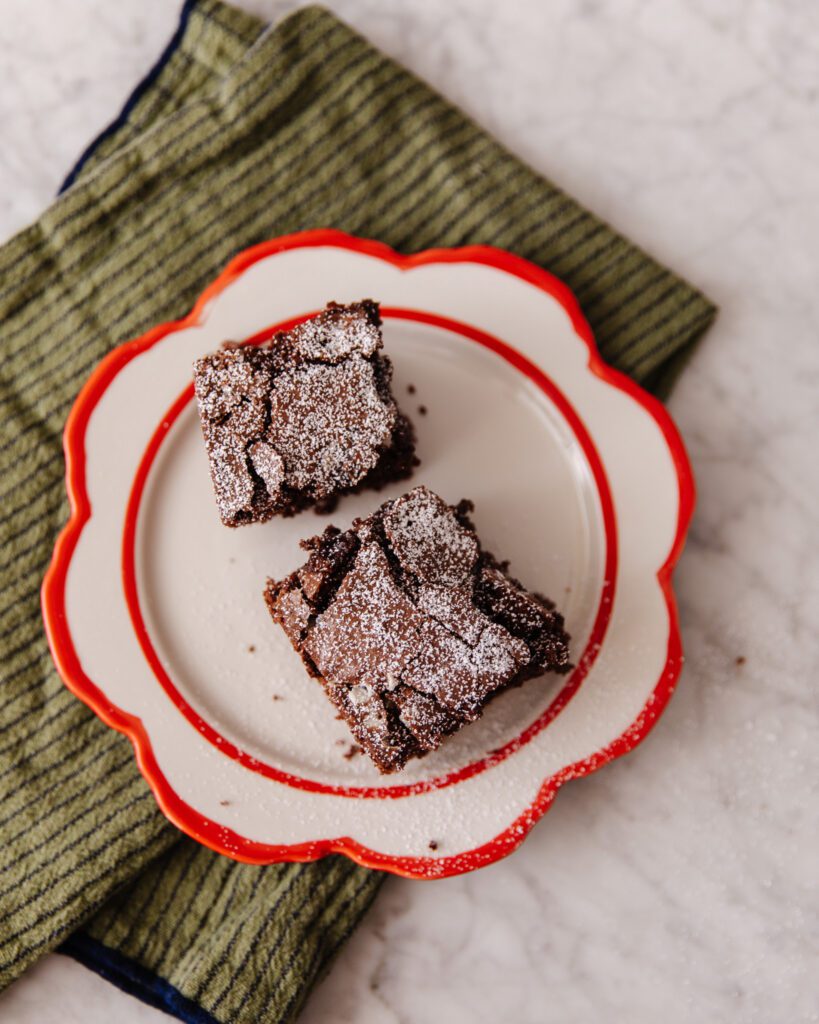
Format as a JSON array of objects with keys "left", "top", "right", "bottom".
[{"left": 1, "top": 1, "right": 817, "bottom": 1022}]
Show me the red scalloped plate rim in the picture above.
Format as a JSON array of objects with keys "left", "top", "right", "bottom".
[{"left": 41, "top": 228, "right": 695, "bottom": 880}]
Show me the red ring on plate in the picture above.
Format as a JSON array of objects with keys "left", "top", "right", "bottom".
[
  {"left": 121, "top": 308, "right": 618, "bottom": 798},
  {"left": 42, "top": 229, "right": 695, "bottom": 877}
]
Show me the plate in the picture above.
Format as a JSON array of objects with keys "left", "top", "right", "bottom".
[{"left": 42, "top": 230, "right": 694, "bottom": 878}]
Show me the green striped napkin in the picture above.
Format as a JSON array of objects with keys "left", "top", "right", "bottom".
[{"left": 0, "top": 1, "right": 715, "bottom": 1021}]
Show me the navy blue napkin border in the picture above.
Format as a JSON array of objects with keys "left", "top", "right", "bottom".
[
  {"left": 59, "top": 0, "right": 198, "bottom": 194},
  {"left": 61, "top": 934, "right": 218, "bottom": 1024}
]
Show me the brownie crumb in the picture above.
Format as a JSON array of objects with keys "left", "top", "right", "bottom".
[
  {"left": 248, "top": 645, "right": 256, "bottom": 653},
  {"left": 343, "top": 744, "right": 362, "bottom": 760},
  {"left": 219, "top": 799, "right": 232, "bottom": 806},
  {"left": 418, "top": 405, "right": 427, "bottom": 416},
  {"left": 193, "top": 301, "right": 418, "bottom": 526},
  {"left": 264, "top": 485, "right": 571, "bottom": 774},
  {"left": 271, "top": 694, "right": 283, "bottom": 701},
  {"left": 428, "top": 840, "right": 439, "bottom": 851},
  {"left": 735, "top": 655, "right": 746, "bottom": 666},
  {"left": 407, "top": 384, "right": 416, "bottom": 394}
]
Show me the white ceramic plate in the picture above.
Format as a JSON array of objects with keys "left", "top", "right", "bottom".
[{"left": 43, "top": 230, "right": 694, "bottom": 878}]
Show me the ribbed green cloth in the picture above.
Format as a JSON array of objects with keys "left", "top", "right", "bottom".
[{"left": 0, "top": 2, "right": 715, "bottom": 1021}]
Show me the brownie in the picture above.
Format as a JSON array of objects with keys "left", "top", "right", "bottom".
[
  {"left": 264, "top": 486, "right": 571, "bottom": 773},
  {"left": 193, "top": 301, "right": 417, "bottom": 526}
]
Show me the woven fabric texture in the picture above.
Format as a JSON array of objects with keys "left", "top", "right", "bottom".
[{"left": 0, "top": 3, "right": 715, "bottom": 1022}]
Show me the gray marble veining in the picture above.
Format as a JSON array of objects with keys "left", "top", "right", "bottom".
[{"left": 0, "top": 1, "right": 816, "bottom": 1022}]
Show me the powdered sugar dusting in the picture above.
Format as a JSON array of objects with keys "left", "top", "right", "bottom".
[
  {"left": 384, "top": 487, "right": 478, "bottom": 587},
  {"left": 247, "top": 440, "right": 285, "bottom": 496},
  {"left": 269, "top": 486, "right": 570, "bottom": 773},
  {"left": 193, "top": 301, "right": 402, "bottom": 525},
  {"left": 348, "top": 682, "right": 372, "bottom": 706},
  {"left": 268, "top": 356, "right": 394, "bottom": 497},
  {"left": 287, "top": 302, "right": 381, "bottom": 363},
  {"left": 304, "top": 543, "right": 429, "bottom": 686}
]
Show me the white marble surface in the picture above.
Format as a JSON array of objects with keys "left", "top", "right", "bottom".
[{"left": 1, "top": 0, "right": 818, "bottom": 1022}]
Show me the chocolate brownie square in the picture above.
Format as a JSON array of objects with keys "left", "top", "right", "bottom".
[
  {"left": 264, "top": 486, "right": 571, "bottom": 773},
  {"left": 193, "top": 301, "right": 417, "bottom": 526}
]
